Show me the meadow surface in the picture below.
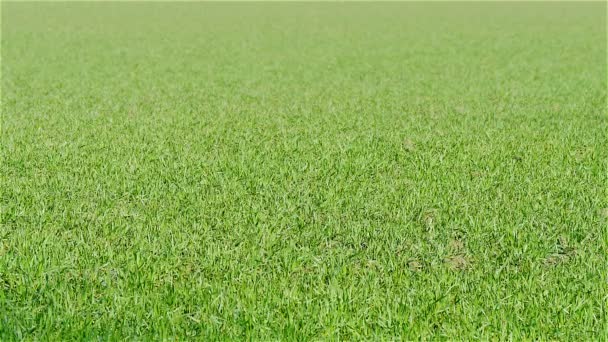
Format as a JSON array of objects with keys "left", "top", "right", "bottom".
[{"left": 1, "top": 2, "right": 607, "bottom": 339}]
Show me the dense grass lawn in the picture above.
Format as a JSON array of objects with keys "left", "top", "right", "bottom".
[{"left": 1, "top": 1, "right": 607, "bottom": 339}]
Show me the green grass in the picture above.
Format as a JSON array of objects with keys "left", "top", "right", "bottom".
[{"left": 1, "top": 1, "right": 607, "bottom": 339}]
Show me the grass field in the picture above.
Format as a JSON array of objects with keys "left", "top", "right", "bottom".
[{"left": 2, "top": 1, "right": 607, "bottom": 339}]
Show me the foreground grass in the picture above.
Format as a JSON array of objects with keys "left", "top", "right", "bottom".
[{"left": 1, "top": 2, "right": 607, "bottom": 339}]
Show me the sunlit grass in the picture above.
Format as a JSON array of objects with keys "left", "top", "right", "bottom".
[{"left": 1, "top": 2, "right": 606, "bottom": 339}]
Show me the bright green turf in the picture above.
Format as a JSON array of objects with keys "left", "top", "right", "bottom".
[{"left": 1, "top": 2, "right": 607, "bottom": 340}]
